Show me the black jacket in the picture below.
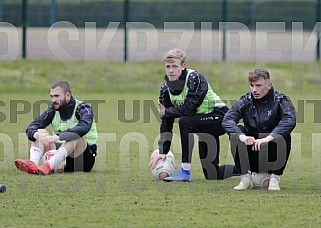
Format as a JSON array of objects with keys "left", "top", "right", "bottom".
[
  {"left": 222, "top": 88, "right": 296, "bottom": 139},
  {"left": 158, "top": 68, "right": 212, "bottom": 153},
  {"left": 26, "top": 96, "right": 95, "bottom": 142}
]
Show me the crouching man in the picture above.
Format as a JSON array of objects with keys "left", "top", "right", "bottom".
[{"left": 222, "top": 68, "right": 296, "bottom": 191}]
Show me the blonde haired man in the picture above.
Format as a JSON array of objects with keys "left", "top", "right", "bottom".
[{"left": 150, "top": 48, "right": 238, "bottom": 181}]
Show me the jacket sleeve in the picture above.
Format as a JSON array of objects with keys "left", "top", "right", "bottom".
[
  {"left": 158, "top": 117, "right": 175, "bottom": 154},
  {"left": 165, "top": 71, "right": 208, "bottom": 118},
  {"left": 26, "top": 108, "right": 55, "bottom": 141},
  {"left": 57, "top": 102, "right": 94, "bottom": 141},
  {"left": 159, "top": 82, "right": 173, "bottom": 109},
  {"left": 222, "top": 96, "right": 246, "bottom": 137},
  {"left": 158, "top": 83, "right": 174, "bottom": 154},
  {"left": 270, "top": 95, "right": 296, "bottom": 138}
]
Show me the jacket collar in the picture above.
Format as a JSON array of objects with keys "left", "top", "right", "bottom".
[
  {"left": 165, "top": 68, "right": 187, "bottom": 92},
  {"left": 252, "top": 87, "right": 274, "bottom": 103}
]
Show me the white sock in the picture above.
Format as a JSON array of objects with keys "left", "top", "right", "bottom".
[
  {"left": 30, "top": 146, "right": 42, "bottom": 165},
  {"left": 181, "top": 163, "right": 191, "bottom": 171},
  {"left": 48, "top": 147, "right": 68, "bottom": 170},
  {"left": 271, "top": 174, "right": 281, "bottom": 182}
]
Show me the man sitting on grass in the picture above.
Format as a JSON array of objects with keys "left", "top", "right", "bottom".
[{"left": 15, "top": 80, "right": 98, "bottom": 175}]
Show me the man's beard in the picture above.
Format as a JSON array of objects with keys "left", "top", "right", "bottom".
[{"left": 53, "top": 99, "right": 68, "bottom": 110}]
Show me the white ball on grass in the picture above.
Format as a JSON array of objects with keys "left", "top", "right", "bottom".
[{"left": 150, "top": 149, "right": 176, "bottom": 180}]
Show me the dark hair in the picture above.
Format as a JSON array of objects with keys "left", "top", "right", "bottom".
[
  {"left": 50, "top": 80, "right": 71, "bottom": 94},
  {"left": 248, "top": 68, "right": 270, "bottom": 82}
]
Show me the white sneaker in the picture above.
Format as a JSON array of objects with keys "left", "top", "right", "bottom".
[
  {"left": 234, "top": 173, "right": 254, "bottom": 190},
  {"left": 268, "top": 177, "right": 281, "bottom": 191}
]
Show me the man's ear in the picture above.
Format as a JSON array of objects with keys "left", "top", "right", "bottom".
[
  {"left": 66, "top": 91, "right": 72, "bottom": 100},
  {"left": 268, "top": 82, "right": 273, "bottom": 89}
]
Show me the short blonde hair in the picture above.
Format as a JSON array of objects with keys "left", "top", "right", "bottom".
[{"left": 163, "top": 48, "right": 186, "bottom": 64}]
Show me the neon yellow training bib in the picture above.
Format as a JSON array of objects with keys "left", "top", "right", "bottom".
[
  {"left": 168, "top": 69, "right": 226, "bottom": 114},
  {"left": 51, "top": 99, "right": 97, "bottom": 145}
]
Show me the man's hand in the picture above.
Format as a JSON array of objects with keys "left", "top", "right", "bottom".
[
  {"left": 239, "top": 134, "right": 274, "bottom": 151},
  {"left": 34, "top": 131, "right": 50, "bottom": 147},
  {"left": 45, "top": 135, "right": 60, "bottom": 144},
  {"left": 149, "top": 153, "right": 165, "bottom": 169},
  {"left": 239, "top": 135, "right": 256, "bottom": 145},
  {"left": 158, "top": 103, "right": 166, "bottom": 119},
  {"left": 252, "top": 135, "right": 274, "bottom": 151}
]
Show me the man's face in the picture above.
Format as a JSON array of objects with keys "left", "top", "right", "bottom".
[
  {"left": 164, "top": 58, "right": 186, "bottom": 81},
  {"left": 249, "top": 77, "right": 272, "bottom": 99},
  {"left": 50, "top": 86, "right": 71, "bottom": 110}
]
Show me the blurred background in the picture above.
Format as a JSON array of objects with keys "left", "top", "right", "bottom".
[{"left": 0, "top": 0, "right": 321, "bottom": 62}]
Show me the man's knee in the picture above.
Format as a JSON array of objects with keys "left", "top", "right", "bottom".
[
  {"left": 63, "top": 137, "right": 87, "bottom": 158},
  {"left": 178, "top": 115, "right": 193, "bottom": 128},
  {"left": 179, "top": 115, "right": 189, "bottom": 123}
]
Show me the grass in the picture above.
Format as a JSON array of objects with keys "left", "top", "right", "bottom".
[
  {"left": 1, "top": 60, "right": 321, "bottom": 94},
  {"left": 0, "top": 60, "right": 321, "bottom": 227}
]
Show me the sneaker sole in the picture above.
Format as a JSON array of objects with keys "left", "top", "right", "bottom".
[
  {"left": 15, "top": 161, "right": 38, "bottom": 174},
  {"left": 234, "top": 187, "right": 246, "bottom": 190},
  {"left": 164, "top": 179, "right": 191, "bottom": 182},
  {"left": 37, "top": 167, "right": 53, "bottom": 175},
  {"left": 268, "top": 187, "right": 281, "bottom": 191},
  {"left": 233, "top": 186, "right": 254, "bottom": 190},
  {"left": 37, "top": 170, "right": 51, "bottom": 175}
]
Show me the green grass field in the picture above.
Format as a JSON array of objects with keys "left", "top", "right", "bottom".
[{"left": 1, "top": 60, "right": 321, "bottom": 227}]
